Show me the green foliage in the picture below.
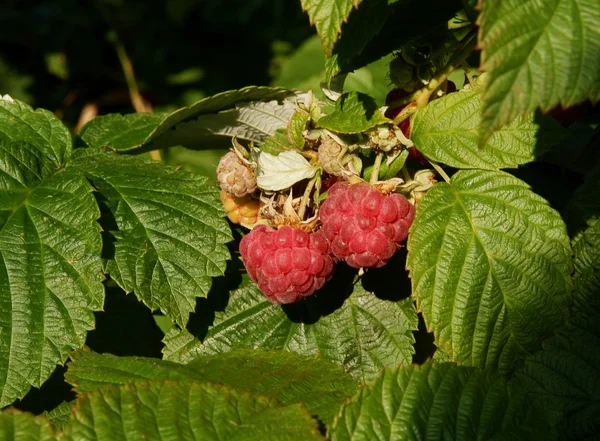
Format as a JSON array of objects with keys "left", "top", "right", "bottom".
[
  {"left": 317, "top": 91, "right": 389, "bottom": 133},
  {"left": 1, "top": 0, "right": 598, "bottom": 438},
  {"left": 163, "top": 276, "right": 418, "bottom": 382},
  {"left": 407, "top": 170, "right": 572, "bottom": 372},
  {"left": 66, "top": 349, "right": 357, "bottom": 424},
  {"left": 514, "top": 308, "right": 600, "bottom": 441},
  {"left": 0, "top": 100, "right": 104, "bottom": 407},
  {"left": 479, "top": 0, "right": 600, "bottom": 142},
  {"left": 73, "top": 148, "right": 232, "bottom": 327},
  {"left": 411, "top": 89, "right": 563, "bottom": 169},
  {"left": 330, "top": 362, "right": 553, "bottom": 441},
  {"left": 301, "top": 0, "right": 363, "bottom": 56}
]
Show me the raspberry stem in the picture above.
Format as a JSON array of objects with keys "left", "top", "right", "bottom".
[
  {"left": 392, "top": 105, "right": 417, "bottom": 127},
  {"left": 298, "top": 176, "right": 318, "bottom": 220},
  {"left": 428, "top": 159, "right": 451, "bottom": 184},
  {"left": 370, "top": 152, "right": 385, "bottom": 184}
]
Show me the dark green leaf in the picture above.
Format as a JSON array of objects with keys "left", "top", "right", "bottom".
[
  {"left": 300, "top": 0, "right": 363, "bottom": 56},
  {"left": 407, "top": 170, "right": 572, "bottom": 372},
  {"left": 78, "top": 113, "right": 163, "bottom": 151},
  {"left": 573, "top": 221, "right": 600, "bottom": 311},
  {"left": 66, "top": 349, "right": 357, "bottom": 424},
  {"left": 514, "top": 308, "right": 600, "bottom": 441},
  {"left": 63, "top": 381, "right": 324, "bottom": 441},
  {"left": 77, "top": 86, "right": 301, "bottom": 152},
  {"left": 329, "top": 362, "right": 553, "bottom": 441},
  {"left": 411, "top": 90, "right": 564, "bottom": 169},
  {"left": 317, "top": 92, "right": 388, "bottom": 133},
  {"left": 0, "top": 98, "right": 71, "bottom": 167},
  {"left": 0, "top": 161, "right": 104, "bottom": 406},
  {"left": 163, "top": 277, "right": 418, "bottom": 382},
  {"left": 479, "top": 0, "right": 600, "bottom": 143},
  {"left": 72, "top": 148, "right": 232, "bottom": 327}
]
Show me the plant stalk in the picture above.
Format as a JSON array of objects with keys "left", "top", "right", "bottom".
[
  {"left": 370, "top": 152, "right": 384, "bottom": 184},
  {"left": 297, "top": 176, "right": 318, "bottom": 220}
]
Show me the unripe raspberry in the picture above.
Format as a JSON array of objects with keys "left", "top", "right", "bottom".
[
  {"left": 320, "top": 181, "right": 414, "bottom": 268},
  {"left": 318, "top": 139, "right": 345, "bottom": 176},
  {"left": 217, "top": 151, "right": 257, "bottom": 198},
  {"left": 239, "top": 225, "right": 335, "bottom": 304},
  {"left": 220, "top": 190, "right": 260, "bottom": 225}
]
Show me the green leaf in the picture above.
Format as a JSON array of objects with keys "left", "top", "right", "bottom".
[
  {"left": 72, "top": 148, "right": 232, "bottom": 327},
  {"left": 406, "top": 170, "right": 571, "bottom": 372},
  {"left": 0, "top": 409, "right": 56, "bottom": 440},
  {"left": 0, "top": 98, "right": 71, "bottom": 167},
  {"left": 151, "top": 98, "right": 302, "bottom": 150},
  {"left": 324, "top": 0, "right": 461, "bottom": 82},
  {"left": 260, "top": 128, "right": 296, "bottom": 155},
  {"left": 66, "top": 349, "right": 357, "bottom": 424},
  {"left": 411, "top": 90, "right": 563, "bottom": 169},
  {"left": 317, "top": 92, "right": 388, "bottom": 134},
  {"left": 573, "top": 221, "right": 600, "bottom": 311},
  {"left": 0, "top": 142, "right": 104, "bottom": 406},
  {"left": 162, "top": 277, "right": 418, "bottom": 382},
  {"left": 63, "top": 380, "right": 324, "bottom": 441},
  {"left": 514, "top": 309, "right": 600, "bottom": 441},
  {"left": 300, "top": 0, "right": 363, "bottom": 56},
  {"left": 77, "top": 86, "right": 301, "bottom": 152},
  {"left": 571, "top": 163, "right": 600, "bottom": 227},
  {"left": 288, "top": 111, "right": 309, "bottom": 149},
  {"left": 78, "top": 113, "right": 164, "bottom": 151},
  {"left": 479, "top": 0, "right": 600, "bottom": 143},
  {"left": 43, "top": 401, "right": 73, "bottom": 431},
  {"left": 329, "top": 362, "right": 552, "bottom": 441}
]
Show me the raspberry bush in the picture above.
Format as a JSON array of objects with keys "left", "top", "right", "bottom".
[{"left": 0, "top": 0, "right": 599, "bottom": 440}]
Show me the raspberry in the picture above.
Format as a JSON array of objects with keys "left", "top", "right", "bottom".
[
  {"left": 220, "top": 190, "right": 260, "bottom": 225},
  {"left": 239, "top": 225, "right": 335, "bottom": 304},
  {"left": 217, "top": 151, "right": 257, "bottom": 198},
  {"left": 318, "top": 139, "right": 345, "bottom": 176},
  {"left": 320, "top": 181, "right": 414, "bottom": 268}
]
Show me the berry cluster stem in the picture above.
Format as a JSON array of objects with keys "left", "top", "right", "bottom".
[
  {"left": 370, "top": 152, "right": 385, "bottom": 184},
  {"left": 415, "top": 28, "right": 477, "bottom": 109},
  {"left": 392, "top": 105, "right": 417, "bottom": 126},
  {"left": 298, "top": 175, "right": 318, "bottom": 220}
]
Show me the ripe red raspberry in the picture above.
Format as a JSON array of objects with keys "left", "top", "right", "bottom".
[
  {"left": 320, "top": 181, "right": 415, "bottom": 268},
  {"left": 239, "top": 225, "right": 335, "bottom": 304}
]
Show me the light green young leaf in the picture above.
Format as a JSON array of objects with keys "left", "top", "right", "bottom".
[
  {"left": 66, "top": 349, "right": 357, "bottom": 424},
  {"left": 300, "top": 0, "right": 363, "bottom": 56},
  {"left": 411, "top": 89, "right": 563, "bottom": 169},
  {"left": 78, "top": 86, "right": 301, "bottom": 151},
  {"left": 478, "top": 0, "right": 600, "bottom": 143},
  {"left": 62, "top": 381, "right": 324, "bottom": 441},
  {"left": 329, "top": 362, "right": 552, "bottom": 441},
  {"left": 514, "top": 308, "right": 600, "bottom": 441},
  {"left": 288, "top": 111, "right": 310, "bottom": 149},
  {"left": 317, "top": 91, "right": 389, "bottom": 133},
  {"left": 72, "top": 148, "right": 232, "bottom": 327},
  {"left": 0, "top": 409, "right": 56, "bottom": 440},
  {"left": 162, "top": 278, "right": 418, "bottom": 382},
  {"left": 407, "top": 170, "right": 571, "bottom": 373},
  {"left": 0, "top": 102, "right": 104, "bottom": 407},
  {"left": 256, "top": 150, "right": 317, "bottom": 191},
  {"left": 260, "top": 128, "right": 296, "bottom": 155}
]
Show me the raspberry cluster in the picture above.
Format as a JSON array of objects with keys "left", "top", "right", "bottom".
[
  {"left": 239, "top": 225, "right": 335, "bottom": 304},
  {"left": 319, "top": 182, "right": 414, "bottom": 268}
]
